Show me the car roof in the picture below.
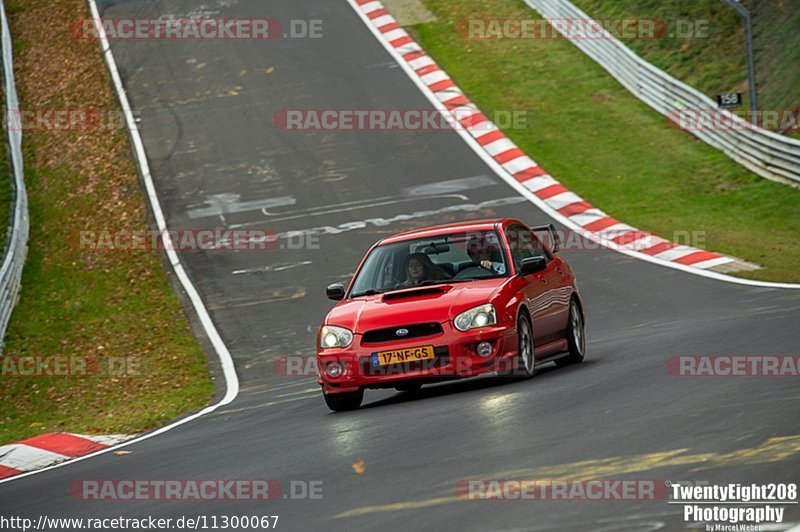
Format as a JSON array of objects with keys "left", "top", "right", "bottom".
[{"left": 379, "top": 218, "right": 516, "bottom": 245}]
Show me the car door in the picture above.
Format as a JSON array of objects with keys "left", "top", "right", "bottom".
[{"left": 505, "top": 224, "right": 565, "bottom": 347}]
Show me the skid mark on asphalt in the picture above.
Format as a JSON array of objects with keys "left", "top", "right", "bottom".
[
  {"left": 239, "top": 379, "right": 314, "bottom": 395},
  {"left": 495, "top": 513, "right": 800, "bottom": 531},
  {"left": 232, "top": 261, "right": 313, "bottom": 275},
  {"left": 173, "top": 159, "right": 280, "bottom": 182},
  {"left": 171, "top": 88, "right": 243, "bottom": 107},
  {"left": 215, "top": 393, "right": 318, "bottom": 415},
  {"left": 491, "top": 511, "right": 678, "bottom": 531},
  {"left": 252, "top": 193, "right": 474, "bottom": 225},
  {"left": 215, "top": 381, "right": 320, "bottom": 415},
  {"left": 205, "top": 287, "right": 307, "bottom": 309},
  {"left": 229, "top": 174, "right": 497, "bottom": 227},
  {"left": 161, "top": 0, "right": 241, "bottom": 20},
  {"left": 487, "top": 435, "right": 800, "bottom": 480},
  {"left": 334, "top": 435, "right": 800, "bottom": 518},
  {"left": 276, "top": 387, "right": 320, "bottom": 398},
  {"left": 240, "top": 196, "right": 527, "bottom": 240},
  {"left": 188, "top": 193, "right": 296, "bottom": 220}
]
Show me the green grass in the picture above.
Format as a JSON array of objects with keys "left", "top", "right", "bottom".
[
  {"left": 0, "top": 161, "right": 215, "bottom": 443},
  {"left": 411, "top": 0, "right": 800, "bottom": 282},
  {"left": 0, "top": 0, "right": 214, "bottom": 444}
]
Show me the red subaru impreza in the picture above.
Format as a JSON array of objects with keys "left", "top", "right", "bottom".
[{"left": 316, "top": 218, "right": 585, "bottom": 411}]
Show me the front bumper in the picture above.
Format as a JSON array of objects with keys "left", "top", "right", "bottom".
[{"left": 316, "top": 322, "right": 517, "bottom": 394}]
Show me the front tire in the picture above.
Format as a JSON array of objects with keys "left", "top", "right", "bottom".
[
  {"left": 500, "top": 312, "right": 535, "bottom": 378},
  {"left": 323, "top": 389, "right": 363, "bottom": 412},
  {"left": 556, "top": 298, "right": 585, "bottom": 367}
]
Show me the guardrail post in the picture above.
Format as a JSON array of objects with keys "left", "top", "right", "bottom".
[{"left": 721, "top": 0, "right": 758, "bottom": 124}]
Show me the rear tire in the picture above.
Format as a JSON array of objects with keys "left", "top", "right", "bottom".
[
  {"left": 323, "top": 389, "right": 363, "bottom": 412},
  {"left": 556, "top": 298, "right": 585, "bottom": 367}
]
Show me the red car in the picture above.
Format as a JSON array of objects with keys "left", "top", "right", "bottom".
[{"left": 316, "top": 218, "right": 586, "bottom": 411}]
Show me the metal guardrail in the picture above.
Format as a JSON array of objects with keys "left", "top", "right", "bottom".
[
  {"left": 523, "top": 0, "right": 800, "bottom": 187},
  {"left": 0, "top": 1, "right": 29, "bottom": 353}
]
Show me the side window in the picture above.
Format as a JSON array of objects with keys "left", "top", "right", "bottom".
[{"left": 505, "top": 225, "right": 548, "bottom": 270}]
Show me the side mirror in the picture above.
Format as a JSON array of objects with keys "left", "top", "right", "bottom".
[
  {"left": 519, "top": 256, "right": 547, "bottom": 276},
  {"left": 326, "top": 283, "right": 345, "bottom": 301}
]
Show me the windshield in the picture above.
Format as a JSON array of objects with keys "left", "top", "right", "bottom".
[{"left": 349, "top": 230, "right": 508, "bottom": 297}]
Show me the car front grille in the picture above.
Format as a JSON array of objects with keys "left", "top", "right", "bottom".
[{"left": 362, "top": 322, "right": 444, "bottom": 344}]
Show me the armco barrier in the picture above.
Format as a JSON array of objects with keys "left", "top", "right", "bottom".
[
  {"left": 522, "top": 0, "right": 800, "bottom": 187},
  {"left": 0, "top": 0, "right": 29, "bottom": 353}
]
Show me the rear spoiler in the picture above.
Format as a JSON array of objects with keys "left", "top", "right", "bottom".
[{"left": 531, "top": 223, "right": 561, "bottom": 253}]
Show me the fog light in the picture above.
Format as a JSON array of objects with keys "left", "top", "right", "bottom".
[
  {"left": 477, "top": 341, "right": 492, "bottom": 358},
  {"left": 326, "top": 362, "right": 343, "bottom": 378}
]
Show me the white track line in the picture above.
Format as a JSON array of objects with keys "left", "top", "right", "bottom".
[
  {"left": 347, "top": 0, "right": 800, "bottom": 290},
  {"left": 0, "top": 0, "right": 241, "bottom": 485}
]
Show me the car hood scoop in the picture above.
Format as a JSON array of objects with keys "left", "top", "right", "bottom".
[{"left": 381, "top": 286, "right": 445, "bottom": 301}]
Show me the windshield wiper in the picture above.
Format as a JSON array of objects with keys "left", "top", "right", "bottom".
[
  {"left": 351, "top": 289, "right": 387, "bottom": 297},
  {"left": 417, "top": 279, "right": 477, "bottom": 286},
  {"left": 352, "top": 278, "right": 480, "bottom": 296}
]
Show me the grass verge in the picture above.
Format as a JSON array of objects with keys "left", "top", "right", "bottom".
[
  {"left": 0, "top": 0, "right": 214, "bottom": 443},
  {"left": 408, "top": 0, "right": 800, "bottom": 282}
]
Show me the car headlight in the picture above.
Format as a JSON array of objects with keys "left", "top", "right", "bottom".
[
  {"left": 320, "top": 325, "right": 354, "bottom": 349},
  {"left": 454, "top": 304, "right": 497, "bottom": 332}
]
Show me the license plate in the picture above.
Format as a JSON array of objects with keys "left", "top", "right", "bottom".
[{"left": 371, "top": 345, "right": 435, "bottom": 366}]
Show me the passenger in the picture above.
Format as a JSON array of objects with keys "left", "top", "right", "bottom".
[{"left": 402, "top": 253, "right": 450, "bottom": 286}]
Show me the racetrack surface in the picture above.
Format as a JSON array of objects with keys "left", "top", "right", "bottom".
[{"left": 1, "top": 0, "right": 799, "bottom": 530}]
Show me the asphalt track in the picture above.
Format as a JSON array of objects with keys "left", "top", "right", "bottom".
[{"left": 2, "top": 0, "right": 799, "bottom": 530}]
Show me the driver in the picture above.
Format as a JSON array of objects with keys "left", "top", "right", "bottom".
[{"left": 466, "top": 236, "right": 506, "bottom": 275}]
